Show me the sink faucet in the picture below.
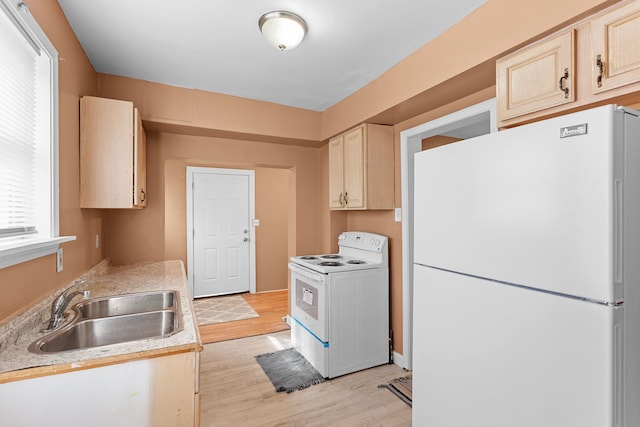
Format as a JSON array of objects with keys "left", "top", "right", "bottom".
[{"left": 42, "top": 280, "right": 90, "bottom": 332}]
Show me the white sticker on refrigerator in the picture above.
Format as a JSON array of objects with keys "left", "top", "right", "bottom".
[{"left": 303, "top": 288, "right": 314, "bottom": 305}]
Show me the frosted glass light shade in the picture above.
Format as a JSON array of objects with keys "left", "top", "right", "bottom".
[{"left": 258, "top": 11, "right": 307, "bottom": 51}]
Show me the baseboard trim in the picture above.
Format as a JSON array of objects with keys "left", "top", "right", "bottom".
[{"left": 393, "top": 351, "right": 409, "bottom": 370}]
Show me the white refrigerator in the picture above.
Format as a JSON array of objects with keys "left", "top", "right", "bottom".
[{"left": 412, "top": 104, "right": 640, "bottom": 427}]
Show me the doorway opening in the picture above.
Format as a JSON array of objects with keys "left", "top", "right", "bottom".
[{"left": 399, "top": 98, "right": 497, "bottom": 370}]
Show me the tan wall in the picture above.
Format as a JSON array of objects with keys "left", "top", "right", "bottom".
[
  {"left": 96, "top": 74, "right": 323, "bottom": 146},
  {"left": 422, "top": 135, "right": 462, "bottom": 151},
  {"left": 0, "top": 0, "right": 103, "bottom": 323},
  {"left": 103, "top": 131, "right": 323, "bottom": 294},
  {"left": 255, "top": 168, "right": 290, "bottom": 291},
  {"left": 0, "top": 0, "right": 629, "bottom": 356}
]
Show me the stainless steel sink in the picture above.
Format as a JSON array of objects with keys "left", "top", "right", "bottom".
[
  {"left": 30, "top": 310, "right": 180, "bottom": 353},
  {"left": 29, "top": 290, "right": 183, "bottom": 354},
  {"left": 75, "top": 291, "right": 177, "bottom": 318}
]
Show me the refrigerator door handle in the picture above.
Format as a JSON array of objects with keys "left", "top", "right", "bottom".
[
  {"left": 614, "top": 179, "right": 623, "bottom": 284},
  {"left": 614, "top": 321, "right": 623, "bottom": 427}
]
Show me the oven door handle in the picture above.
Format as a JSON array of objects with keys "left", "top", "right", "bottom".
[{"left": 289, "top": 263, "right": 326, "bottom": 284}]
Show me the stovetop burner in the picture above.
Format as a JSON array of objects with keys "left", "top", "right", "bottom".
[
  {"left": 318, "top": 261, "right": 344, "bottom": 267},
  {"left": 290, "top": 231, "right": 388, "bottom": 274}
]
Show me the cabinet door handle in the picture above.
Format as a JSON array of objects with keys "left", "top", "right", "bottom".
[
  {"left": 344, "top": 192, "right": 348, "bottom": 205},
  {"left": 596, "top": 54, "right": 604, "bottom": 88},
  {"left": 140, "top": 189, "right": 146, "bottom": 202},
  {"left": 558, "top": 68, "right": 569, "bottom": 98},
  {"left": 338, "top": 192, "right": 344, "bottom": 207}
]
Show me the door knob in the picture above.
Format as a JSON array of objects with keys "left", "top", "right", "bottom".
[{"left": 243, "top": 237, "right": 249, "bottom": 242}]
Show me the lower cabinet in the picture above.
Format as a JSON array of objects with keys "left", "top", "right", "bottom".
[{"left": 0, "top": 352, "right": 199, "bottom": 427}]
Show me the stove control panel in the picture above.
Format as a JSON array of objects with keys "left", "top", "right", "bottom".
[{"left": 338, "top": 232, "right": 387, "bottom": 253}]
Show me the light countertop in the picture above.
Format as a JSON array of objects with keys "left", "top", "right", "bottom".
[{"left": 0, "top": 260, "right": 202, "bottom": 383}]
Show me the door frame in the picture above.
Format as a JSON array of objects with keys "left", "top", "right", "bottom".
[
  {"left": 399, "top": 98, "right": 497, "bottom": 370},
  {"left": 186, "top": 166, "right": 257, "bottom": 297}
]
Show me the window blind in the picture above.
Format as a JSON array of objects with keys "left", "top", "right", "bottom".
[{"left": 0, "top": 4, "right": 47, "bottom": 237}]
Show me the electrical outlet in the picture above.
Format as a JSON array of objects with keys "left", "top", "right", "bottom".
[{"left": 56, "top": 248, "right": 63, "bottom": 273}]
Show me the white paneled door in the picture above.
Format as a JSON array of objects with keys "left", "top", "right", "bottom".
[{"left": 190, "top": 169, "right": 254, "bottom": 297}]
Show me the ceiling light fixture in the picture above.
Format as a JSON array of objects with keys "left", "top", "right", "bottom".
[{"left": 258, "top": 11, "right": 307, "bottom": 51}]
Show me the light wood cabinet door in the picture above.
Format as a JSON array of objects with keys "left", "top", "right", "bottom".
[
  {"left": 327, "top": 124, "right": 394, "bottom": 210},
  {"left": 497, "top": 31, "right": 575, "bottom": 121},
  {"left": 342, "top": 126, "right": 365, "bottom": 209},
  {"left": 328, "top": 135, "right": 345, "bottom": 208},
  {"left": 591, "top": 0, "right": 640, "bottom": 94},
  {"left": 133, "top": 108, "right": 147, "bottom": 207},
  {"left": 80, "top": 96, "right": 147, "bottom": 209}
]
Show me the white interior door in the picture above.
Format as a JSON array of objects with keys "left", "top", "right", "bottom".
[{"left": 188, "top": 168, "right": 255, "bottom": 297}]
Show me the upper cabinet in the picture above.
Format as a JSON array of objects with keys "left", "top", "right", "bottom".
[
  {"left": 80, "top": 96, "right": 147, "bottom": 209},
  {"left": 590, "top": 1, "right": 640, "bottom": 94},
  {"left": 497, "top": 31, "right": 575, "bottom": 121},
  {"left": 496, "top": 0, "right": 640, "bottom": 127},
  {"left": 328, "top": 124, "right": 394, "bottom": 210}
]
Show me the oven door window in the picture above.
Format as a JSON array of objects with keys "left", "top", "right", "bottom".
[{"left": 295, "top": 279, "right": 319, "bottom": 320}]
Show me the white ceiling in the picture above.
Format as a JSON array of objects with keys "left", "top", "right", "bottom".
[{"left": 57, "top": 0, "right": 487, "bottom": 112}]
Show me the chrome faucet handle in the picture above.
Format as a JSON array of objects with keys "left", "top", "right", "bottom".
[
  {"left": 42, "top": 282, "right": 91, "bottom": 332},
  {"left": 52, "top": 288, "right": 89, "bottom": 312}
]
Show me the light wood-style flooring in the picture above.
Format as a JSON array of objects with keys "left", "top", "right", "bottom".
[
  {"left": 199, "top": 290, "right": 289, "bottom": 344},
  {"left": 199, "top": 330, "right": 412, "bottom": 426}
]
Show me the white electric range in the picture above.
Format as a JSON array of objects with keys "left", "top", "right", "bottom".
[{"left": 288, "top": 231, "right": 390, "bottom": 378}]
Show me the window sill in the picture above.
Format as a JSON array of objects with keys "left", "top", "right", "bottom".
[{"left": 0, "top": 236, "right": 76, "bottom": 270}]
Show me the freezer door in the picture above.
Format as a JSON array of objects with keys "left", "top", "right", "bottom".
[
  {"left": 414, "top": 104, "right": 629, "bottom": 303},
  {"left": 413, "top": 265, "right": 622, "bottom": 427}
]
